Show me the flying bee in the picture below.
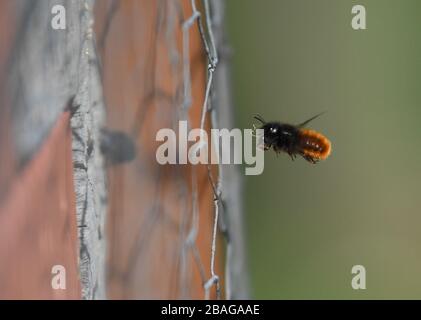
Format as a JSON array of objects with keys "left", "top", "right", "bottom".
[{"left": 253, "top": 113, "right": 331, "bottom": 164}]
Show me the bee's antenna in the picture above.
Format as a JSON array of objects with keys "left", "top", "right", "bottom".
[
  {"left": 297, "top": 111, "right": 326, "bottom": 128},
  {"left": 253, "top": 114, "right": 266, "bottom": 124}
]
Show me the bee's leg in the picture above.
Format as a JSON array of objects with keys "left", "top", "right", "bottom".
[
  {"left": 303, "top": 154, "right": 317, "bottom": 164},
  {"left": 304, "top": 155, "right": 311, "bottom": 163},
  {"left": 287, "top": 148, "right": 296, "bottom": 161},
  {"left": 274, "top": 145, "right": 282, "bottom": 156}
]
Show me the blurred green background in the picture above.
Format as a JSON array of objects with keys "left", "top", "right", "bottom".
[{"left": 226, "top": 0, "right": 421, "bottom": 299}]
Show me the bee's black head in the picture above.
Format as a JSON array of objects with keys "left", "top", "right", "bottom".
[
  {"left": 253, "top": 115, "right": 282, "bottom": 149},
  {"left": 253, "top": 115, "right": 298, "bottom": 151},
  {"left": 260, "top": 122, "right": 283, "bottom": 149}
]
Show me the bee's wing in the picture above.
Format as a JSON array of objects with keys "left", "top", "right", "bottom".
[{"left": 297, "top": 111, "right": 326, "bottom": 128}]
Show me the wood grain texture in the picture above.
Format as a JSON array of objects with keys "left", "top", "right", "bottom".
[
  {"left": 95, "top": 0, "right": 222, "bottom": 299},
  {"left": 0, "top": 112, "right": 81, "bottom": 299},
  {"left": 1, "top": 0, "right": 107, "bottom": 299}
]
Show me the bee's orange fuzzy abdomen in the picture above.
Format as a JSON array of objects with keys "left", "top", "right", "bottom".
[{"left": 298, "top": 129, "right": 331, "bottom": 160}]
